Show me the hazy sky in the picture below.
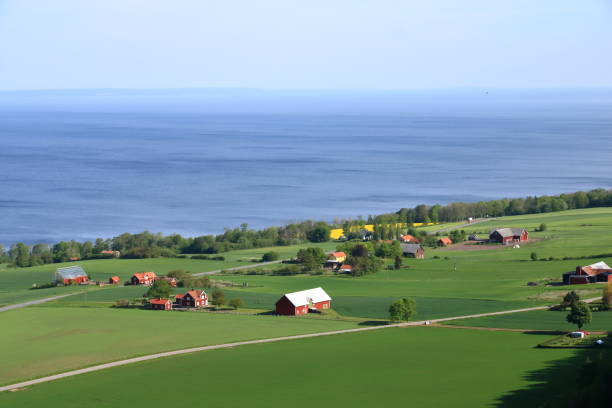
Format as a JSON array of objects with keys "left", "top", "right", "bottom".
[{"left": 0, "top": 0, "right": 611, "bottom": 90}]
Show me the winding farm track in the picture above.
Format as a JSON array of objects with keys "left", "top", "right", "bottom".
[{"left": 0, "top": 297, "right": 600, "bottom": 392}]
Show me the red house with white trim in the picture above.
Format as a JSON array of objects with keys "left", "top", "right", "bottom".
[
  {"left": 131, "top": 272, "right": 157, "bottom": 285},
  {"left": 275, "top": 287, "right": 332, "bottom": 316},
  {"left": 175, "top": 290, "right": 208, "bottom": 307}
]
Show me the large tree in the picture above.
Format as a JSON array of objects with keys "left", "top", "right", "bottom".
[
  {"left": 306, "top": 222, "right": 330, "bottom": 243},
  {"left": 389, "top": 297, "right": 417, "bottom": 322},
  {"left": 146, "top": 279, "right": 173, "bottom": 299},
  {"left": 566, "top": 301, "right": 592, "bottom": 331}
]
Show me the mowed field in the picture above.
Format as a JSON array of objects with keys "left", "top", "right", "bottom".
[{"left": 0, "top": 327, "right": 582, "bottom": 408}]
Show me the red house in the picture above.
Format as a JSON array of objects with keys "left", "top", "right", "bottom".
[
  {"left": 275, "top": 287, "right": 332, "bottom": 316},
  {"left": 149, "top": 298, "right": 172, "bottom": 310},
  {"left": 55, "top": 266, "right": 89, "bottom": 285},
  {"left": 175, "top": 290, "right": 208, "bottom": 307},
  {"left": 438, "top": 237, "right": 452, "bottom": 246},
  {"left": 131, "top": 272, "right": 157, "bottom": 285},
  {"left": 489, "top": 228, "right": 529, "bottom": 244},
  {"left": 109, "top": 276, "right": 121, "bottom": 284}
]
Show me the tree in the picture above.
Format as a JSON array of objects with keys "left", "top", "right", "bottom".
[
  {"left": 146, "top": 279, "right": 173, "bottom": 299},
  {"left": 13, "top": 243, "right": 30, "bottom": 267},
  {"left": 261, "top": 251, "right": 280, "bottom": 262},
  {"left": 566, "top": 301, "right": 592, "bottom": 331},
  {"left": 538, "top": 223, "right": 547, "bottom": 232},
  {"left": 229, "top": 298, "right": 243, "bottom": 310},
  {"left": 389, "top": 297, "right": 417, "bottom": 322},
  {"left": 530, "top": 252, "right": 538, "bottom": 261},
  {"left": 394, "top": 256, "right": 402, "bottom": 270},
  {"left": 211, "top": 288, "right": 225, "bottom": 308},
  {"left": 306, "top": 222, "right": 330, "bottom": 243},
  {"left": 563, "top": 291, "right": 580, "bottom": 308},
  {"left": 602, "top": 282, "right": 612, "bottom": 310}
]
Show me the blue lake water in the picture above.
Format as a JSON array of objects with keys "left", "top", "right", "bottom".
[{"left": 1, "top": 89, "right": 611, "bottom": 244}]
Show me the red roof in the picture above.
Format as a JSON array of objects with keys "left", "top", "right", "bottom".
[
  {"left": 110, "top": 276, "right": 120, "bottom": 282},
  {"left": 149, "top": 298, "right": 171, "bottom": 305},
  {"left": 186, "top": 290, "right": 206, "bottom": 299},
  {"left": 330, "top": 252, "right": 346, "bottom": 258},
  {"left": 133, "top": 272, "right": 157, "bottom": 281},
  {"left": 400, "top": 235, "right": 418, "bottom": 242},
  {"left": 339, "top": 264, "right": 353, "bottom": 270},
  {"left": 175, "top": 294, "right": 185, "bottom": 299},
  {"left": 439, "top": 238, "right": 452, "bottom": 245}
]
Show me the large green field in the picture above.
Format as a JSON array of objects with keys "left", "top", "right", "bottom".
[
  {"left": 0, "top": 306, "right": 360, "bottom": 385},
  {"left": 0, "top": 327, "right": 585, "bottom": 408},
  {"left": 2, "top": 208, "right": 612, "bottom": 403}
]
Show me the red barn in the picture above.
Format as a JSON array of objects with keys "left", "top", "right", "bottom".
[
  {"left": 489, "top": 228, "right": 529, "bottom": 244},
  {"left": 562, "top": 261, "right": 612, "bottom": 284},
  {"left": 176, "top": 290, "right": 208, "bottom": 307},
  {"left": 55, "top": 266, "right": 89, "bottom": 285},
  {"left": 149, "top": 298, "right": 172, "bottom": 310},
  {"left": 131, "top": 272, "right": 157, "bottom": 285},
  {"left": 275, "top": 287, "right": 332, "bottom": 316},
  {"left": 109, "top": 276, "right": 121, "bottom": 284}
]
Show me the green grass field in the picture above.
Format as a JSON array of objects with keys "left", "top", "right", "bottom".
[
  {"left": 0, "top": 327, "right": 581, "bottom": 407},
  {"left": 0, "top": 306, "right": 360, "bottom": 385},
  {"left": 2, "top": 207, "right": 612, "bottom": 402},
  {"left": 447, "top": 309, "right": 612, "bottom": 331}
]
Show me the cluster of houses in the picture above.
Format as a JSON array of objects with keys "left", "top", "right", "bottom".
[
  {"left": 324, "top": 252, "right": 353, "bottom": 273},
  {"left": 562, "top": 261, "right": 612, "bottom": 285},
  {"left": 149, "top": 289, "right": 209, "bottom": 311}
]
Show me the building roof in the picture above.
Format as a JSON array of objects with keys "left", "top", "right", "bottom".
[
  {"left": 589, "top": 261, "right": 611, "bottom": 270},
  {"left": 149, "top": 298, "right": 171, "bottom": 305},
  {"left": 133, "top": 272, "right": 157, "bottom": 281},
  {"left": 339, "top": 264, "right": 353, "bottom": 271},
  {"left": 281, "top": 287, "right": 331, "bottom": 307},
  {"left": 400, "top": 235, "right": 417, "bottom": 242},
  {"left": 329, "top": 252, "right": 346, "bottom": 259},
  {"left": 438, "top": 238, "right": 452, "bottom": 245},
  {"left": 490, "top": 228, "right": 526, "bottom": 237},
  {"left": 401, "top": 243, "right": 423, "bottom": 254},
  {"left": 186, "top": 290, "right": 206, "bottom": 299},
  {"left": 175, "top": 294, "right": 185, "bottom": 299},
  {"left": 56, "top": 265, "right": 88, "bottom": 280},
  {"left": 110, "top": 276, "right": 120, "bottom": 281}
]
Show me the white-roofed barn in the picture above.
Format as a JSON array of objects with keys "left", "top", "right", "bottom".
[{"left": 275, "top": 287, "right": 332, "bottom": 315}]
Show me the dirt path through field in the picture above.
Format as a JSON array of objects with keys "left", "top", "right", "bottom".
[
  {"left": 1, "top": 297, "right": 599, "bottom": 392},
  {"left": 192, "top": 259, "right": 284, "bottom": 276},
  {"left": 0, "top": 292, "right": 85, "bottom": 313}
]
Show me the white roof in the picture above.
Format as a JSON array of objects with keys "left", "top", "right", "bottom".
[
  {"left": 56, "top": 265, "right": 87, "bottom": 280},
  {"left": 283, "top": 287, "right": 331, "bottom": 307},
  {"left": 589, "top": 261, "right": 611, "bottom": 270}
]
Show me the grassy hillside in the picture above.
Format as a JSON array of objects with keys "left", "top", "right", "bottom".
[{"left": 0, "top": 327, "right": 578, "bottom": 408}]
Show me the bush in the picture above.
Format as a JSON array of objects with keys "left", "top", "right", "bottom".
[
  {"left": 115, "top": 299, "right": 130, "bottom": 308},
  {"left": 261, "top": 251, "right": 280, "bottom": 262},
  {"left": 229, "top": 298, "right": 243, "bottom": 310},
  {"left": 530, "top": 252, "right": 538, "bottom": 261}
]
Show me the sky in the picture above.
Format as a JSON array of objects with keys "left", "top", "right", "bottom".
[{"left": 0, "top": 0, "right": 611, "bottom": 91}]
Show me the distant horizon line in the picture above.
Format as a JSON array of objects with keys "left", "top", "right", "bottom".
[{"left": 1, "top": 85, "right": 612, "bottom": 94}]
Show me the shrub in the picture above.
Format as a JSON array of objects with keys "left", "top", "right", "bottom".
[
  {"left": 530, "top": 252, "right": 538, "bottom": 261},
  {"left": 115, "top": 299, "right": 129, "bottom": 308},
  {"left": 261, "top": 251, "right": 280, "bottom": 262}
]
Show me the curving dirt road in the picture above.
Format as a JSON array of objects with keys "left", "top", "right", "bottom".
[
  {"left": 1, "top": 298, "right": 599, "bottom": 392},
  {"left": 0, "top": 292, "right": 85, "bottom": 313}
]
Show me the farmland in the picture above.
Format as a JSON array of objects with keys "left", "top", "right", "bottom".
[
  {"left": 1, "top": 208, "right": 612, "bottom": 405},
  {"left": 0, "top": 327, "right": 588, "bottom": 408}
]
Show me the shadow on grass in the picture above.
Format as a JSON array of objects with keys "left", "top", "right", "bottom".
[
  {"left": 495, "top": 346, "right": 612, "bottom": 408},
  {"left": 358, "top": 320, "right": 389, "bottom": 326},
  {"left": 523, "top": 330, "right": 567, "bottom": 336}
]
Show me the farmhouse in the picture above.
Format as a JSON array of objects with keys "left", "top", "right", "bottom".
[
  {"left": 401, "top": 243, "right": 425, "bottom": 259},
  {"left": 325, "top": 251, "right": 346, "bottom": 268},
  {"left": 438, "top": 238, "right": 452, "bottom": 246},
  {"left": 489, "top": 228, "right": 528, "bottom": 244},
  {"left": 175, "top": 290, "right": 208, "bottom": 307},
  {"left": 149, "top": 298, "right": 172, "bottom": 310},
  {"left": 130, "top": 272, "right": 157, "bottom": 285},
  {"left": 562, "top": 261, "right": 612, "bottom": 285},
  {"left": 55, "top": 266, "right": 89, "bottom": 285},
  {"left": 275, "top": 287, "right": 332, "bottom": 315},
  {"left": 162, "top": 276, "right": 177, "bottom": 287},
  {"left": 109, "top": 276, "right": 120, "bottom": 284},
  {"left": 101, "top": 250, "right": 121, "bottom": 257}
]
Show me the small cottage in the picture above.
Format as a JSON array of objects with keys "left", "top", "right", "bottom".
[
  {"left": 149, "top": 298, "right": 172, "bottom": 310},
  {"left": 109, "top": 276, "right": 121, "bottom": 284},
  {"left": 176, "top": 290, "right": 208, "bottom": 307},
  {"left": 275, "top": 287, "right": 332, "bottom": 316},
  {"left": 438, "top": 238, "right": 452, "bottom": 246},
  {"left": 400, "top": 243, "right": 425, "bottom": 259}
]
